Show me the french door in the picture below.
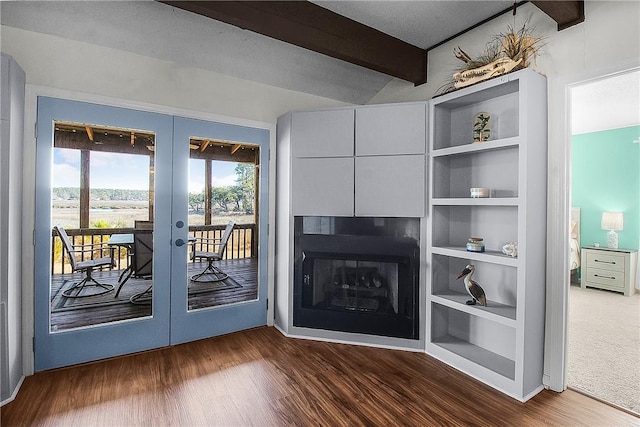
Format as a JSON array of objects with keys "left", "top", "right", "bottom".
[{"left": 34, "top": 97, "right": 269, "bottom": 371}]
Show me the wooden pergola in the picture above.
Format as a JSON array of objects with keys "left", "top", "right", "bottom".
[{"left": 53, "top": 121, "right": 260, "bottom": 228}]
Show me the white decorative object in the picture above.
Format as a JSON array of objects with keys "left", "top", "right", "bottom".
[
  {"left": 454, "top": 57, "right": 522, "bottom": 89},
  {"left": 470, "top": 187, "right": 490, "bottom": 198},
  {"left": 601, "top": 212, "right": 623, "bottom": 249},
  {"left": 502, "top": 242, "right": 518, "bottom": 257}
]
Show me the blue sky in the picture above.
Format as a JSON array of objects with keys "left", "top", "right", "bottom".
[{"left": 53, "top": 148, "right": 238, "bottom": 192}]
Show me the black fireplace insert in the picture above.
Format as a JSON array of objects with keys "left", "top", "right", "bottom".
[{"left": 293, "top": 217, "right": 419, "bottom": 340}]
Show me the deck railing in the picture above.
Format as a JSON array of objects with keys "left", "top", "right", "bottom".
[{"left": 51, "top": 223, "right": 257, "bottom": 275}]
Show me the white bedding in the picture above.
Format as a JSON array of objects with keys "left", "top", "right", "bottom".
[
  {"left": 570, "top": 213, "right": 580, "bottom": 270},
  {"left": 570, "top": 237, "right": 580, "bottom": 270}
]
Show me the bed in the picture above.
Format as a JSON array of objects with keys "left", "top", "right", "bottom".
[{"left": 570, "top": 208, "right": 581, "bottom": 275}]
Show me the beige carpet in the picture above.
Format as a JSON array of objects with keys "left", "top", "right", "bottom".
[{"left": 567, "top": 284, "right": 640, "bottom": 414}]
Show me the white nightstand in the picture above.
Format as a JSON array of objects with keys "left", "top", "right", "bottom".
[{"left": 581, "top": 246, "right": 638, "bottom": 296}]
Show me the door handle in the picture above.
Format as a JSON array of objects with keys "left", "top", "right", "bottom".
[{"left": 175, "top": 239, "right": 186, "bottom": 247}]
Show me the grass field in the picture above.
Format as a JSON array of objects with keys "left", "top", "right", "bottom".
[{"left": 52, "top": 200, "right": 254, "bottom": 228}]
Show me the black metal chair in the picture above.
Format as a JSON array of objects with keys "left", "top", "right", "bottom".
[
  {"left": 54, "top": 225, "right": 115, "bottom": 298},
  {"left": 190, "top": 221, "right": 235, "bottom": 282},
  {"left": 114, "top": 221, "right": 153, "bottom": 304}
]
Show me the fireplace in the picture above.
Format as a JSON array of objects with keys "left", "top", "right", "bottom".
[{"left": 294, "top": 217, "right": 420, "bottom": 340}]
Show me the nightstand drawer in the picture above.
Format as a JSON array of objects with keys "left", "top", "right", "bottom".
[
  {"left": 584, "top": 267, "right": 625, "bottom": 289},
  {"left": 585, "top": 251, "right": 625, "bottom": 272}
]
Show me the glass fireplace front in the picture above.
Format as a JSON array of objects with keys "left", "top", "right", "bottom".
[{"left": 294, "top": 217, "right": 419, "bottom": 340}]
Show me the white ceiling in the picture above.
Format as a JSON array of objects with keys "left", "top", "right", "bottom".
[
  {"left": 312, "top": 1, "right": 514, "bottom": 49},
  {"left": 571, "top": 70, "right": 640, "bottom": 135}
]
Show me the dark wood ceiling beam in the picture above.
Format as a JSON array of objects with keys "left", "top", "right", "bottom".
[
  {"left": 159, "top": 0, "right": 427, "bottom": 85},
  {"left": 532, "top": 1, "right": 584, "bottom": 31}
]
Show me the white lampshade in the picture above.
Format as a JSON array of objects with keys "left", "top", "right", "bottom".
[
  {"left": 601, "top": 212, "right": 623, "bottom": 249},
  {"left": 601, "top": 212, "right": 624, "bottom": 231}
]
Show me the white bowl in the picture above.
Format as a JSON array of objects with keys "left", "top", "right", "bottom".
[{"left": 470, "top": 187, "right": 490, "bottom": 198}]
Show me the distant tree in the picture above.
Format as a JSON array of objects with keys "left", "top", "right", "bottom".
[
  {"left": 235, "top": 163, "right": 255, "bottom": 214},
  {"left": 229, "top": 185, "right": 244, "bottom": 211},
  {"left": 212, "top": 187, "right": 232, "bottom": 211},
  {"left": 188, "top": 192, "right": 205, "bottom": 212},
  {"left": 53, "top": 187, "right": 149, "bottom": 201}
]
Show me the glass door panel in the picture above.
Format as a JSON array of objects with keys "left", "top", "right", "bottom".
[
  {"left": 50, "top": 124, "right": 156, "bottom": 330},
  {"left": 186, "top": 154, "right": 259, "bottom": 311}
]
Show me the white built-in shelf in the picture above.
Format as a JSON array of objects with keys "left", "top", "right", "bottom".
[
  {"left": 432, "top": 136, "right": 520, "bottom": 157},
  {"left": 427, "top": 69, "right": 547, "bottom": 400},
  {"left": 431, "top": 247, "right": 520, "bottom": 267},
  {"left": 431, "top": 294, "right": 517, "bottom": 324},
  {"left": 433, "top": 77, "right": 519, "bottom": 108},
  {"left": 431, "top": 197, "right": 519, "bottom": 206},
  {"left": 432, "top": 335, "right": 516, "bottom": 380}
]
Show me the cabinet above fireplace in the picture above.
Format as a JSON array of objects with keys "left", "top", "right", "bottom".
[{"left": 289, "top": 103, "right": 427, "bottom": 217}]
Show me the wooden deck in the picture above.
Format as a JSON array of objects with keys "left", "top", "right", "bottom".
[{"left": 50, "top": 258, "right": 258, "bottom": 331}]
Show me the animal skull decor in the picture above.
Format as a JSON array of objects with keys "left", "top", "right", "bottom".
[
  {"left": 453, "top": 57, "right": 522, "bottom": 89},
  {"left": 440, "top": 22, "right": 544, "bottom": 94}
]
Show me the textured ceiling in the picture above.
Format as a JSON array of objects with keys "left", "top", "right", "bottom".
[
  {"left": 312, "top": 1, "right": 513, "bottom": 49},
  {"left": 571, "top": 70, "right": 640, "bottom": 135}
]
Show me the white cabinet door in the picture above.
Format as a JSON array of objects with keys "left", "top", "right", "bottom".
[
  {"left": 292, "top": 157, "right": 354, "bottom": 216},
  {"left": 355, "top": 155, "right": 425, "bottom": 217},
  {"left": 355, "top": 103, "right": 426, "bottom": 156},
  {"left": 291, "top": 109, "right": 354, "bottom": 158}
]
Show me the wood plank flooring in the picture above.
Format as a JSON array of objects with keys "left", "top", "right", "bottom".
[
  {"left": 50, "top": 258, "right": 258, "bottom": 331},
  {"left": 2, "top": 327, "right": 637, "bottom": 426}
]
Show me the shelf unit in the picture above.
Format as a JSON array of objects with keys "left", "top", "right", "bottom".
[{"left": 426, "top": 69, "right": 547, "bottom": 401}]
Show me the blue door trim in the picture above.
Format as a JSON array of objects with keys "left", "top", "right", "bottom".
[
  {"left": 34, "top": 98, "right": 270, "bottom": 370},
  {"left": 169, "top": 116, "right": 269, "bottom": 344}
]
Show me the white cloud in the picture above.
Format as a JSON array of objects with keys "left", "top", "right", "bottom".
[
  {"left": 57, "top": 149, "right": 80, "bottom": 164},
  {"left": 212, "top": 174, "right": 236, "bottom": 187},
  {"left": 52, "top": 163, "right": 80, "bottom": 187}
]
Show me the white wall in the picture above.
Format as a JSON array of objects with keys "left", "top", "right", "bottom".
[
  {"left": 0, "top": 53, "right": 24, "bottom": 405},
  {"left": 0, "top": 26, "right": 350, "bottom": 124}
]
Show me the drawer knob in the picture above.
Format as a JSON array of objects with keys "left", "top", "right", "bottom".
[
  {"left": 594, "top": 259, "right": 616, "bottom": 264},
  {"left": 594, "top": 274, "right": 616, "bottom": 280}
]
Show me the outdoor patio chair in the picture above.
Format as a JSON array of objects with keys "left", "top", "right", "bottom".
[
  {"left": 190, "top": 221, "right": 235, "bottom": 283},
  {"left": 114, "top": 221, "right": 153, "bottom": 304},
  {"left": 54, "top": 225, "right": 115, "bottom": 298}
]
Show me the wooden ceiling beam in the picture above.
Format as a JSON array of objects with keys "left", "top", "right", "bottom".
[
  {"left": 159, "top": 0, "right": 428, "bottom": 85},
  {"left": 85, "top": 126, "right": 94, "bottom": 142},
  {"left": 532, "top": 1, "right": 584, "bottom": 31},
  {"left": 54, "top": 130, "right": 258, "bottom": 163}
]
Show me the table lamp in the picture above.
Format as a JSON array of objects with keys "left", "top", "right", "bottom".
[{"left": 601, "top": 211, "right": 623, "bottom": 249}]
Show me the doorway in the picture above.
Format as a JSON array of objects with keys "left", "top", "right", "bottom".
[
  {"left": 566, "top": 70, "right": 640, "bottom": 414},
  {"left": 34, "top": 98, "right": 270, "bottom": 370}
]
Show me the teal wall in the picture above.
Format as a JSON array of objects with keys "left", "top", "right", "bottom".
[{"left": 571, "top": 126, "right": 640, "bottom": 251}]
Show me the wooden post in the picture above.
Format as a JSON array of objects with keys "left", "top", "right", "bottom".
[
  {"left": 205, "top": 159, "right": 212, "bottom": 225},
  {"left": 149, "top": 154, "right": 155, "bottom": 222},
  {"left": 80, "top": 150, "right": 90, "bottom": 228},
  {"left": 252, "top": 150, "right": 259, "bottom": 258}
]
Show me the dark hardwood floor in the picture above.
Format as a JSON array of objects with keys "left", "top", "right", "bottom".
[{"left": 2, "top": 327, "right": 637, "bottom": 426}]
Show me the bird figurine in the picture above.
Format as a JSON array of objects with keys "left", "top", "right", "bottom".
[{"left": 456, "top": 264, "right": 487, "bottom": 306}]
